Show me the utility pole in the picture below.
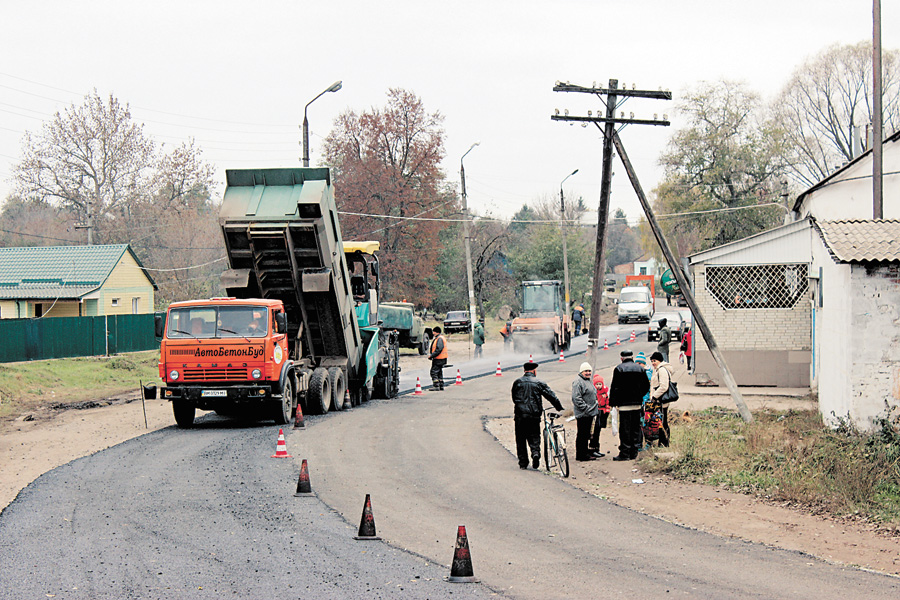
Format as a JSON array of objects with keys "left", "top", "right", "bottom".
[
  {"left": 560, "top": 168, "right": 579, "bottom": 323},
  {"left": 552, "top": 80, "right": 669, "bottom": 370},
  {"left": 873, "top": 0, "right": 883, "bottom": 218},
  {"left": 460, "top": 142, "right": 480, "bottom": 335},
  {"left": 74, "top": 199, "right": 94, "bottom": 245}
]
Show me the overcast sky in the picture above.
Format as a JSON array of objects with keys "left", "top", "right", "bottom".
[{"left": 1, "top": 1, "right": 896, "bottom": 231}]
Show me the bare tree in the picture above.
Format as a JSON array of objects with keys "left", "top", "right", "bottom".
[
  {"left": 774, "top": 41, "right": 900, "bottom": 187},
  {"left": 14, "top": 90, "right": 156, "bottom": 244}
]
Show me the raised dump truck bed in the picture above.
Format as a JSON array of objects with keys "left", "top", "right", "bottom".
[{"left": 219, "top": 168, "right": 361, "bottom": 375}]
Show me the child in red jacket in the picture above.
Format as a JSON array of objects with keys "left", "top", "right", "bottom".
[{"left": 590, "top": 373, "right": 610, "bottom": 453}]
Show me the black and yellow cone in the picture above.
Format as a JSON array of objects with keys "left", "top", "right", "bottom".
[
  {"left": 353, "top": 494, "right": 381, "bottom": 540},
  {"left": 294, "top": 459, "right": 313, "bottom": 497},
  {"left": 447, "top": 525, "right": 477, "bottom": 582}
]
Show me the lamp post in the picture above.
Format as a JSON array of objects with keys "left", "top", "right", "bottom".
[
  {"left": 460, "top": 142, "right": 480, "bottom": 335},
  {"left": 302, "top": 80, "right": 342, "bottom": 167},
  {"left": 560, "top": 169, "right": 579, "bottom": 322}
]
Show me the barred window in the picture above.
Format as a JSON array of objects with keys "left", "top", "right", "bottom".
[{"left": 706, "top": 263, "right": 808, "bottom": 310}]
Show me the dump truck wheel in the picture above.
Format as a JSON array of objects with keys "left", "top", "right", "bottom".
[
  {"left": 418, "top": 333, "right": 430, "bottom": 355},
  {"left": 328, "top": 368, "right": 346, "bottom": 411},
  {"left": 173, "top": 401, "right": 195, "bottom": 428},
  {"left": 308, "top": 367, "right": 331, "bottom": 414},
  {"left": 272, "top": 378, "right": 293, "bottom": 425}
]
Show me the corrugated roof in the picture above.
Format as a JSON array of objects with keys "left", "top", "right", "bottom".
[
  {"left": 812, "top": 219, "right": 900, "bottom": 263},
  {"left": 0, "top": 244, "right": 155, "bottom": 300}
]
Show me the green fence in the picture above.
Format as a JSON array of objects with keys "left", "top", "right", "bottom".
[{"left": 0, "top": 313, "right": 161, "bottom": 363}]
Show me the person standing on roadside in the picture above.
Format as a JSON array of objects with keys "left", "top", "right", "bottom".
[
  {"left": 681, "top": 326, "right": 693, "bottom": 371},
  {"left": 473, "top": 319, "right": 485, "bottom": 358},
  {"left": 589, "top": 373, "right": 609, "bottom": 454},
  {"left": 649, "top": 351, "right": 675, "bottom": 446},
  {"left": 657, "top": 317, "right": 671, "bottom": 363},
  {"left": 608, "top": 349, "right": 650, "bottom": 461},
  {"left": 572, "top": 362, "right": 603, "bottom": 461},
  {"left": 511, "top": 361, "right": 564, "bottom": 470},
  {"left": 428, "top": 326, "right": 448, "bottom": 391}
]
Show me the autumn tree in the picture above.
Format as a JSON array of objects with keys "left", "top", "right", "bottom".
[
  {"left": 323, "top": 89, "right": 455, "bottom": 305},
  {"left": 654, "top": 80, "right": 787, "bottom": 253},
  {"left": 14, "top": 90, "right": 155, "bottom": 244},
  {"left": 774, "top": 41, "right": 900, "bottom": 187},
  {"left": 605, "top": 208, "right": 641, "bottom": 269},
  {"left": 0, "top": 196, "right": 80, "bottom": 247}
]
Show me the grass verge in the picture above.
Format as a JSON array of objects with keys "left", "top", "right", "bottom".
[
  {"left": 0, "top": 351, "right": 161, "bottom": 421},
  {"left": 639, "top": 405, "right": 900, "bottom": 525}
]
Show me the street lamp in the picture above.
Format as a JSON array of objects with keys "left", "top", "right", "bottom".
[
  {"left": 460, "top": 142, "right": 480, "bottom": 336},
  {"left": 560, "top": 168, "right": 579, "bottom": 322},
  {"left": 302, "top": 80, "right": 343, "bottom": 167}
]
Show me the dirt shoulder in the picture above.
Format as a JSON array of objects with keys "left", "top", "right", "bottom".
[{"left": 3, "top": 340, "right": 898, "bottom": 578}]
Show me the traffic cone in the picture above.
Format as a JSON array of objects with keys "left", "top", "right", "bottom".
[
  {"left": 454, "top": 369, "right": 463, "bottom": 385},
  {"left": 615, "top": 334, "right": 621, "bottom": 346},
  {"left": 353, "top": 494, "right": 382, "bottom": 540},
  {"left": 630, "top": 330, "right": 636, "bottom": 342},
  {"left": 294, "top": 459, "right": 313, "bottom": 496},
  {"left": 495, "top": 362, "right": 502, "bottom": 376},
  {"left": 293, "top": 402, "right": 305, "bottom": 429},
  {"left": 603, "top": 339, "right": 609, "bottom": 350},
  {"left": 447, "top": 525, "right": 477, "bottom": 583},
  {"left": 558, "top": 349, "right": 565, "bottom": 362},
  {"left": 529, "top": 354, "right": 533, "bottom": 362},
  {"left": 271, "top": 428, "right": 291, "bottom": 458},
  {"left": 343, "top": 388, "right": 352, "bottom": 410},
  {"left": 414, "top": 377, "right": 424, "bottom": 395}
]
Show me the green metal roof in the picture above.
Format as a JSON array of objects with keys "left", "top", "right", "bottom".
[{"left": 0, "top": 244, "right": 157, "bottom": 300}]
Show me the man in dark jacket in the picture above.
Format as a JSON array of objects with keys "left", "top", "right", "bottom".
[
  {"left": 511, "top": 361, "right": 564, "bottom": 470},
  {"left": 608, "top": 349, "right": 650, "bottom": 460},
  {"left": 657, "top": 318, "right": 671, "bottom": 363}
]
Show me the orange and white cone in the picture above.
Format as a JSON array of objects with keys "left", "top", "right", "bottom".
[
  {"left": 558, "top": 349, "right": 565, "bottom": 362},
  {"left": 495, "top": 362, "right": 503, "bottom": 376},
  {"left": 603, "top": 339, "right": 609, "bottom": 350},
  {"left": 294, "top": 459, "right": 313, "bottom": 496},
  {"left": 455, "top": 369, "right": 463, "bottom": 385},
  {"left": 414, "top": 377, "right": 424, "bottom": 395},
  {"left": 293, "top": 402, "right": 305, "bottom": 429},
  {"left": 630, "top": 330, "right": 636, "bottom": 342},
  {"left": 271, "top": 428, "right": 291, "bottom": 458},
  {"left": 615, "top": 335, "right": 621, "bottom": 346}
]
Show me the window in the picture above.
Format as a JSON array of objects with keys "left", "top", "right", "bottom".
[
  {"left": 706, "top": 263, "right": 809, "bottom": 310},
  {"left": 111, "top": 298, "right": 120, "bottom": 307},
  {"left": 132, "top": 298, "right": 139, "bottom": 314}
]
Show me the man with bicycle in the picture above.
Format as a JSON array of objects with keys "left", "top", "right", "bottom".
[{"left": 511, "top": 361, "right": 564, "bottom": 470}]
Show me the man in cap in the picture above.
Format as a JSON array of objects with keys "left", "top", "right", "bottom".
[
  {"left": 572, "top": 362, "right": 604, "bottom": 461},
  {"left": 428, "top": 326, "right": 448, "bottom": 390},
  {"left": 511, "top": 360, "right": 564, "bottom": 470},
  {"left": 608, "top": 349, "right": 650, "bottom": 460}
]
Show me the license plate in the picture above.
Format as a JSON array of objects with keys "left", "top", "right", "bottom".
[{"left": 201, "top": 390, "right": 227, "bottom": 397}]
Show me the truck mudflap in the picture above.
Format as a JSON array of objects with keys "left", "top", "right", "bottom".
[{"left": 159, "top": 385, "right": 273, "bottom": 409}]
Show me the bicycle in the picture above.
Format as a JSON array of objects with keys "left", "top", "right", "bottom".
[{"left": 542, "top": 409, "right": 570, "bottom": 477}]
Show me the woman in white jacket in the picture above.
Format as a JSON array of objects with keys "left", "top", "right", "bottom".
[{"left": 649, "top": 351, "right": 675, "bottom": 446}]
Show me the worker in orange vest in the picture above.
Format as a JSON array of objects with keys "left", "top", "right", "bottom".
[{"left": 428, "top": 326, "right": 448, "bottom": 390}]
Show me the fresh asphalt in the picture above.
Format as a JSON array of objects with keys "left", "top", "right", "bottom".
[{"left": 1, "top": 324, "right": 898, "bottom": 598}]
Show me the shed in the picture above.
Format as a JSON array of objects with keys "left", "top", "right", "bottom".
[
  {"left": 0, "top": 244, "right": 157, "bottom": 319},
  {"left": 688, "top": 218, "right": 813, "bottom": 387}
]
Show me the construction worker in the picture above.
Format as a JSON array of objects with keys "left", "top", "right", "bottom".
[
  {"left": 428, "top": 326, "right": 448, "bottom": 390},
  {"left": 572, "top": 304, "right": 585, "bottom": 336}
]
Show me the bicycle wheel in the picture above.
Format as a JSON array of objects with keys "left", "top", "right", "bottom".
[
  {"left": 552, "top": 431, "right": 570, "bottom": 478},
  {"left": 542, "top": 428, "right": 551, "bottom": 471}
]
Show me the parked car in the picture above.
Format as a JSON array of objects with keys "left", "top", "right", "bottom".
[
  {"left": 647, "top": 312, "right": 684, "bottom": 342},
  {"left": 443, "top": 310, "right": 472, "bottom": 334}
]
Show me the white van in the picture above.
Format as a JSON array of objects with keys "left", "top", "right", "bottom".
[{"left": 617, "top": 286, "right": 654, "bottom": 324}]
